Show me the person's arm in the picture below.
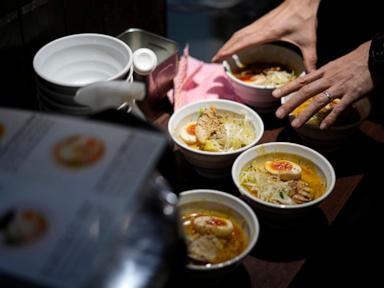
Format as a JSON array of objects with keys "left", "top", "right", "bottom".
[
  {"left": 211, "top": 0, "right": 321, "bottom": 72},
  {"left": 273, "top": 41, "right": 374, "bottom": 129}
]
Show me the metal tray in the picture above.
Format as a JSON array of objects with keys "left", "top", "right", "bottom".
[{"left": 118, "top": 28, "right": 178, "bottom": 102}]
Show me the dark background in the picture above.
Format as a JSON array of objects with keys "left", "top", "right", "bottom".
[{"left": 0, "top": 0, "right": 166, "bottom": 110}]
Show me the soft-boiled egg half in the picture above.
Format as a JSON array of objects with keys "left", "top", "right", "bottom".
[
  {"left": 179, "top": 121, "right": 197, "bottom": 145},
  {"left": 264, "top": 160, "right": 302, "bottom": 181},
  {"left": 193, "top": 215, "right": 234, "bottom": 238}
]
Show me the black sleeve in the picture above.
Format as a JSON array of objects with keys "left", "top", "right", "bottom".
[{"left": 369, "top": 32, "right": 384, "bottom": 90}]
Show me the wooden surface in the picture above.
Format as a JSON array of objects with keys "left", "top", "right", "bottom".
[{"left": 143, "top": 97, "right": 384, "bottom": 288}]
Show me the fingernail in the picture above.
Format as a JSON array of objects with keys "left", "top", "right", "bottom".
[
  {"left": 320, "top": 122, "right": 328, "bottom": 130},
  {"left": 272, "top": 89, "right": 281, "bottom": 97},
  {"left": 275, "top": 108, "right": 284, "bottom": 118},
  {"left": 291, "top": 118, "right": 300, "bottom": 127}
]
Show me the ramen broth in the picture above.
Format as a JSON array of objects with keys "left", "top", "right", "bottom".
[
  {"left": 181, "top": 204, "right": 248, "bottom": 265},
  {"left": 240, "top": 152, "right": 326, "bottom": 205},
  {"left": 231, "top": 63, "right": 297, "bottom": 87}
]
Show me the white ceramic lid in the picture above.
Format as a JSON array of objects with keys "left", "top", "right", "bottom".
[{"left": 132, "top": 48, "right": 158, "bottom": 75}]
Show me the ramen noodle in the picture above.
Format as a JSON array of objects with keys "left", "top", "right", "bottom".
[
  {"left": 181, "top": 206, "right": 248, "bottom": 265},
  {"left": 178, "top": 106, "right": 255, "bottom": 152},
  {"left": 53, "top": 134, "right": 105, "bottom": 168},
  {"left": 231, "top": 63, "right": 297, "bottom": 87},
  {"left": 240, "top": 152, "right": 326, "bottom": 205}
]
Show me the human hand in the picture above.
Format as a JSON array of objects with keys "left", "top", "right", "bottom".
[
  {"left": 211, "top": 0, "right": 320, "bottom": 72},
  {"left": 273, "top": 41, "right": 374, "bottom": 129}
]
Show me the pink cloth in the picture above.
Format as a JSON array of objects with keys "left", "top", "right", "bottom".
[{"left": 168, "top": 46, "right": 238, "bottom": 111}]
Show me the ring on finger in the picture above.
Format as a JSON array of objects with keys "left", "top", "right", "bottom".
[{"left": 321, "top": 91, "right": 333, "bottom": 102}]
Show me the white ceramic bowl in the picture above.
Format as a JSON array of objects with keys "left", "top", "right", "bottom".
[
  {"left": 36, "top": 82, "right": 83, "bottom": 106},
  {"left": 223, "top": 43, "right": 305, "bottom": 113},
  {"left": 33, "top": 33, "right": 133, "bottom": 88},
  {"left": 36, "top": 80, "right": 80, "bottom": 101},
  {"left": 282, "top": 95, "right": 371, "bottom": 153},
  {"left": 178, "top": 189, "right": 259, "bottom": 275},
  {"left": 37, "top": 92, "right": 91, "bottom": 113},
  {"left": 232, "top": 142, "right": 336, "bottom": 215},
  {"left": 168, "top": 99, "right": 264, "bottom": 177},
  {"left": 38, "top": 101, "right": 91, "bottom": 116}
]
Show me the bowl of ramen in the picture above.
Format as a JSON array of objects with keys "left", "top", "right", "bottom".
[
  {"left": 223, "top": 43, "right": 305, "bottom": 113},
  {"left": 168, "top": 99, "right": 264, "bottom": 177},
  {"left": 178, "top": 189, "right": 259, "bottom": 275},
  {"left": 283, "top": 95, "right": 371, "bottom": 153},
  {"left": 232, "top": 142, "right": 336, "bottom": 215}
]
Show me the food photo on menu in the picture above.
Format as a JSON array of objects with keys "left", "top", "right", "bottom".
[
  {"left": 0, "top": 206, "right": 49, "bottom": 247},
  {"left": 52, "top": 134, "right": 106, "bottom": 169}
]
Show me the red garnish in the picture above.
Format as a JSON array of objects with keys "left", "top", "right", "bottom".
[
  {"left": 237, "top": 75, "right": 253, "bottom": 82},
  {"left": 271, "top": 161, "right": 293, "bottom": 171},
  {"left": 206, "top": 217, "right": 227, "bottom": 226}
]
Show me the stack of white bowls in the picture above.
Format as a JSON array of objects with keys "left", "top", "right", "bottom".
[{"left": 33, "top": 33, "right": 133, "bottom": 115}]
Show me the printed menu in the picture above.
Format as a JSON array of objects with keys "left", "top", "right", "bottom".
[{"left": 0, "top": 108, "right": 168, "bottom": 287}]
